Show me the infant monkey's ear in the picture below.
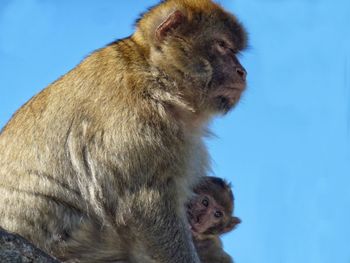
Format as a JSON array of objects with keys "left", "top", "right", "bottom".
[{"left": 222, "top": 216, "right": 241, "bottom": 234}]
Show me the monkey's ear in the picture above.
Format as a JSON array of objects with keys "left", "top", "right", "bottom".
[
  {"left": 222, "top": 216, "right": 241, "bottom": 234},
  {"left": 155, "top": 10, "right": 186, "bottom": 42}
]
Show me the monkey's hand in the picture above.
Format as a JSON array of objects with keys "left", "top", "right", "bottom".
[{"left": 131, "top": 189, "right": 200, "bottom": 263}]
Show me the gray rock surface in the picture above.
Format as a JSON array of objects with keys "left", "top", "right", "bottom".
[{"left": 0, "top": 227, "right": 60, "bottom": 263}]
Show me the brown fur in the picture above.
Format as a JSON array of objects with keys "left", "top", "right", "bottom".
[{"left": 0, "top": 0, "right": 247, "bottom": 262}]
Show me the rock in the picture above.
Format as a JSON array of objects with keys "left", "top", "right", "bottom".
[{"left": 0, "top": 227, "right": 61, "bottom": 263}]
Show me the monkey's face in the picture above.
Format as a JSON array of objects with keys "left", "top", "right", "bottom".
[
  {"left": 187, "top": 193, "right": 237, "bottom": 237},
  {"left": 203, "top": 35, "right": 247, "bottom": 114},
  {"left": 148, "top": 9, "right": 248, "bottom": 116}
]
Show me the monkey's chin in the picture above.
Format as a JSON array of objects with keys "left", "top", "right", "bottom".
[
  {"left": 214, "top": 95, "right": 239, "bottom": 114},
  {"left": 212, "top": 87, "right": 243, "bottom": 114}
]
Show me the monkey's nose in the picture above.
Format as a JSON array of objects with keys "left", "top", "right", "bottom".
[{"left": 236, "top": 67, "right": 247, "bottom": 81}]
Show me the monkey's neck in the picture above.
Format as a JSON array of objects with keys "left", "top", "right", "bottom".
[
  {"left": 139, "top": 68, "right": 210, "bottom": 134},
  {"left": 107, "top": 38, "right": 211, "bottom": 134}
]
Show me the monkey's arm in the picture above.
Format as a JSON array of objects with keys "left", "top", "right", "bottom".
[{"left": 130, "top": 188, "right": 199, "bottom": 263}]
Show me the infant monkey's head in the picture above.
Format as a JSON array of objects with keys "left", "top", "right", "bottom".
[{"left": 187, "top": 176, "right": 241, "bottom": 239}]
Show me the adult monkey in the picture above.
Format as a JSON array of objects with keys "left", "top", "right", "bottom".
[{"left": 0, "top": 0, "right": 247, "bottom": 262}]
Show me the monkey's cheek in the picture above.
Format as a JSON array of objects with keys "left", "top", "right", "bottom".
[
  {"left": 188, "top": 217, "right": 201, "bottom": 233},
  {"left": 189, "top": 224, "right": 200, "bottom": 235}
]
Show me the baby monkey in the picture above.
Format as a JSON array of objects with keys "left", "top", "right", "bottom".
[{"left": 187, "top": 176, "right": 241, "bottom": 263}]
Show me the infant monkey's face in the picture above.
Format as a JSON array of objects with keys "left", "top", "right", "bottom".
[{"left": 187, "top": 192, "right": 229, "bottom": 236}]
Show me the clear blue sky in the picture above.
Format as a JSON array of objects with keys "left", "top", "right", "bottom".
[{"left": 1, "top": 1, "right": 350, "bottom": 262}]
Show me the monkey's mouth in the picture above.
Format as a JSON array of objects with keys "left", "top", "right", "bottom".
[{"left": 222, "top": 85, "right": 245, "bottom": 99}]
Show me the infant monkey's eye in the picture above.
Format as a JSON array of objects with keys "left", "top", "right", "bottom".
[
  {"left": 202, "top": 197, "right": 209, "bottom": 207},
  {"left": 214, "top": 211, "right": 223, "bottom": 218},
  {"left": 218, "top": 40, "right": 226, "bottom": 48}
]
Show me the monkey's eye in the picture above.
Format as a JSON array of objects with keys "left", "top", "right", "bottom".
[
  {"left": 218, "top": 40, "right": 226, "bottom": 48},
  {"left": 202, "top": 198, "right": 209, "bottom": 207},
  {"left": 215, "top": 40, "right": 236, "bottom": 55},
  {"left": 214, "top": 211, "right": 223, "bottom": 218}
]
